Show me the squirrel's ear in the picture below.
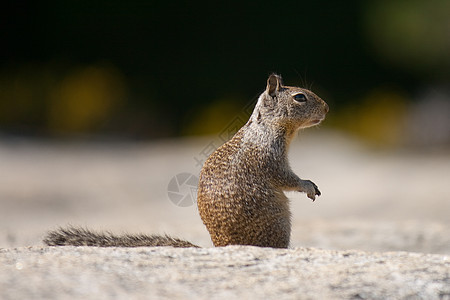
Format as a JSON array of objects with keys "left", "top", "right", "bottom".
[{"left": 266, "top": 74, "right": 283, "bottom": 97}]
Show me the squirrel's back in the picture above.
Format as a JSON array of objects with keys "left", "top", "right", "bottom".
[{"left": 197, "top": 118, "right": 292, "bottom": 248}]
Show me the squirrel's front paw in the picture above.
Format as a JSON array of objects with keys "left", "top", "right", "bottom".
[{"left": 299, "top": 180, "right": 321, "bottom": 201}]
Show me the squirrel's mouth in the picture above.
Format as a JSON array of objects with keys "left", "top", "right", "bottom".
[
  {"left": 309, "top": 118, "right": 323, "bottom": 125},
  {"left": 300, "top": 118, "right": 323, "bottom": 129}
]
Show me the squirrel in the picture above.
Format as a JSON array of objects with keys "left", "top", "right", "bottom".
[{"left": 43, "top": 74, "right": 328, "bottom": 249}]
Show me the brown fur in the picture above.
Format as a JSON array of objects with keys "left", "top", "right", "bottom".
[
  {"left": 43, "top": 74, "right": 328, "bottom": 248},
  {"left": 197, "top": 74, "right": 329, "bottom": 248}
]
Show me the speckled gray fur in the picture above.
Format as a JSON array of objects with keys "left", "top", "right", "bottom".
[
  {"left": 197, "top": 74, "right": 328, "bottom": 248},
  {"left": 44, "top": 226, "right": 198, "bottom": 248}
]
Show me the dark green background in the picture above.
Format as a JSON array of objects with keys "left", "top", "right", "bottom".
[{"left": 1, "top": 1, "right": 448, "bottom": 138}]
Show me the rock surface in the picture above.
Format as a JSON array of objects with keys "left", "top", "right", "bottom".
[{"left": 1, "top": 246, "right": 449, "bottom": 300}]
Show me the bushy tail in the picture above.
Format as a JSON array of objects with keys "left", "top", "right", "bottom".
[{"left": 43, "top": 226, "right": 199, "bottom": 248}]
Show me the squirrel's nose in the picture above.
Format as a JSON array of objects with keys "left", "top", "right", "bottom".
[{"left": 324, "top": 103, "right": 329, "bottom": 114}]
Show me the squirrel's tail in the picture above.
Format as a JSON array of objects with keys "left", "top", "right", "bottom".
[{"left": 43, "top": 226, "right": 199, "bottom": 248}]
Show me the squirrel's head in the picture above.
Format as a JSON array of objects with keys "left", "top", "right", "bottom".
[{"left": 252, "top": 74, "right": 329, "bottom": 130}]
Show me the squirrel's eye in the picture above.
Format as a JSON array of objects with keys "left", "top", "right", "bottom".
[{"left": 293, "top": 93, "right": 307, "bottom": 102}]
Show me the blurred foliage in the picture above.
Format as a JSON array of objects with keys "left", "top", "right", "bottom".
[
  {"left": 363, "top": 0, "right": 450, "bottom": 77},
  {"left": 47, "top": 65, "right": 125, "bottom": 133},
  {"left": 0, "top": 63, "right": 126, "bottom": 135},
  {"left": 0, "top": 0, "right": 449, "bottom": 144},
  {"left": 332, "top": 89, "right": 408, "bottom": 147},
  {"left": 183, "top": 97, "right": 247, "bottom": 136}
]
